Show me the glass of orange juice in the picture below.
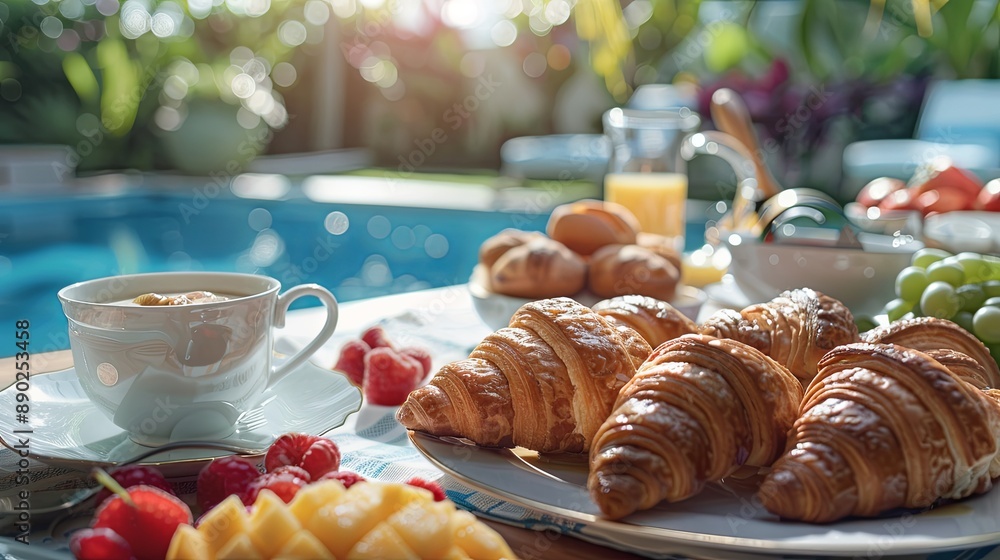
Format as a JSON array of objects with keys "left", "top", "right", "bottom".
[{"left": 603, "top": 107, "right": 700, "bottom": 252}]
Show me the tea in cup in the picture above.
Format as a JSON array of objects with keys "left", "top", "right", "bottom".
[{"left": 58, "top": 271, "right": 339, "bottom": 445}]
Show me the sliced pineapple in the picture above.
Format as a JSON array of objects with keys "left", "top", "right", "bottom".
[{"left": 165, "top": 480, "right": 518, "bottom": 560}]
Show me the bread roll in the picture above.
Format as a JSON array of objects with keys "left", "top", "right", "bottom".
[
  {"left": 635, "top": 232, "right": 682, "bottom": 270},
  {"left": 490, "top": 237, "right": 586, "bottom": 298},
  {"left": 546, "top": 200, "right": 641, "bottom": 256},
  {"left": 478, "top": 228, "right": 545, "bottom": 269},
  {"left": 588, "top": 244, "right": 680, "bottom": 301}
]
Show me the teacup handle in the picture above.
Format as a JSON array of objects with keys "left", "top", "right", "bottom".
[{"left": 269, "top": 284, "right": 339, "bottom": 384}]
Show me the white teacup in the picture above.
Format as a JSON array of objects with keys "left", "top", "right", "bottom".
[{"left": 58, "top": 272, "right": 339, "bottom": 445}]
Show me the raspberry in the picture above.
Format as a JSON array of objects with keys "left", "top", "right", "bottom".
[
  {"left": 405, "top": 477, "right": 447, "bottom": 502},
  {"left": 94, "top": 465, "right": 173, "bottom": 507},
  {"left": 265, "top": 433, "right": 341, "bottom": 479},
  {"left": 361, "top": 325, "right": 394, "bottom": 349},
  {"left": 242, "top": 471, "right": 307, "bottom": 505},
  {"left": 363, "top": 347, "right": 422, "bottom": 405},
  {"left": 270, "top": 464, "right": 311, "bottom": 482},
  {"left": 318, "top": 470, "right": 366, "bottom": 489},
  {"left": 333, "top": 339, "right": 371, "bottom": 386},
  {"left": 70, "top": 528, "right": 135, "bottom": 560},
  {"left": 196, "top": 456, "right": 260, "bottom": 512},
  {"left": 93, "top": 485, "right": 192, "bottom": 560},
  {"left": 399, "top": 347, "right": 433, "bottom": 381}
]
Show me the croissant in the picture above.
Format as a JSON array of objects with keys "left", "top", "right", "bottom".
[
  {"left": 397, "top": 297, "right": 652, "bottom": 454},
  {"left": 592, "top": 295, "right": 697, "bottom": 349},
  {"left": 698, "top": 288, "right": 859, "bottom": 384},
  {"left": 862, "top": 316, "right": 1000, "bottom": 388},
  {"left": 758, "top": 343, "right": 1000, "bottom": 523},
  {"left": 588, "top": 334, "right": 803, "bottom": 519}
]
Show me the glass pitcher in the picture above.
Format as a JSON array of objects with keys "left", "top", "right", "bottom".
[{"left": 603, "top": 107, "right": 760, "bottom": 251}]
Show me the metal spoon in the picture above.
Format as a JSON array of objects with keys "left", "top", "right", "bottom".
[{"left": 0, "top": 440, "right": 267, "bottom": 517}]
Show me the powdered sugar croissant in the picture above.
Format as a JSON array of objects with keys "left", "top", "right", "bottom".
[
  {"left": 699, "top": 288, "right": 859, "bottom": 385},
  {"left": 588, "top": 334, "right": 803, "bottom": 519},
  {"left": 397, "top": 297, "right": 652, "bottom": 454},
  {"left": 759, "top": 343, "right": 1000, "bottom": 523}
]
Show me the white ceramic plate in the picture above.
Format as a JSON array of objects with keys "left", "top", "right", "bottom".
[
  {"left": 468, "top": 265, "right": 707, "bottom": 332},
  {"left": 0, "top": 355, "right": 361, "bottom": 477},
  {"left": 410, "top": 432, "right": 1000, "bottom": 558}
]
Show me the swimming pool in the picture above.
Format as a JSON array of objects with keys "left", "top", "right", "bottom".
[
  {"left": 0, "top": 177, "right": 708, "bottom": 358},
  {"left": 0, "top": 183, "right": 555, "bottom": 358}
]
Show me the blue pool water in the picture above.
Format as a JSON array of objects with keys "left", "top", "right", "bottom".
[
  {"left": 0, "top": 184, "right": 707, "bottom": 358},
  {"left": 0, "top": 187, "right": 554, "bottom": 357}
]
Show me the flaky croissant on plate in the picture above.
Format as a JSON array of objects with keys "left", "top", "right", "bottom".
[
  {"left": 862, "top": 316, "right": 1000, "bottom": 389},
  {"left": 588, "top": 334, "right": 803, "bottom": 519},
  {"left": 759, "top": 343, "right": 1000, "bottom": 523},
  {"left": 592, "top": 295, "right": 697, "bottom": 349},
  {"left": 397, "top": 297, "right": 652, "bottom": 454},
  {"left": 699, "top": 288, "right": 859, "bottom": 385}
]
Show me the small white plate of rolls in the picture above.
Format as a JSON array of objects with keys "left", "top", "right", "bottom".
[{"left": 470, "top": 199, "right": 707, "bottom": 331}]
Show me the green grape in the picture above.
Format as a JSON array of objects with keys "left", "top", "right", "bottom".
[
  {"left": 956, "top": 253, "right": 993, "bottom": 284},
  {"left": 973, "top": 306, "right": 1000, "bottom": 344},
  {"left": 984, "top": 280, "right": 1000, "bottom": 298},
  {"left": 988, "top": 343, "right": 1000, "bottom": 369},
  {"left": 911, "top": 300, "right": 923, "bottom": 317},
  {"left": 953, "top": 311, "right": 975, "bottom": 334},
  {"left": 884, "top": 298, "right": 914, "bottom": 322},
  {"left": 957, "top": 284, "right": 987, "bottom": 312},
  {"left": 920, "top": 281, "right": 960, "bottom": 319},
  {"left": 911, "top": 248, "right": 952, "bottom": 269},
  {"left": 854, "top": 315, "right": 878, "bottom": 333},
  {"left": 926, "top": 261, "right": 965, "bottom": 287},
  {"left": 894, "top": 267, "right": 929, "bottom": 301},
  {"left": 984, "top": 297, "right": 1000, "bottom": 308}
]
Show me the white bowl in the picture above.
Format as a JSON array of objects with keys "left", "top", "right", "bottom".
[
  {"left": 468, "top": 265, "right": 707, "bottom": 331},
  {"left": 723, "top": 232, "right": 923, "bottom": 316}
]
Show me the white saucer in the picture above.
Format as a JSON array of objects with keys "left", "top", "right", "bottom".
[{"left": 0, "top": 355, "right": 361, "bottom": 477}]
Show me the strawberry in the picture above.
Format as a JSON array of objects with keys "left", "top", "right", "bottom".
[
  {"left": 196, "top": 456, "right": 260, "bottom": 512},
  {"left": 318, "top": 470, "right": 366, "bottom": 489},
  {"left": 361, "top": 325, "right": 394, "bottom": 349},
  {"left": 333, "top": 339, "right": 371, "bottom": 386},
  {"left": 363, "top": 347, "right": 422, "bottom": 405},
  {"left": 92, "top": 484, "right": 192, "bottom": 560},
  {"left": 405, "top": 477, "right": 447, "bottom": 502},
  {"left": 265, "top": 433, "right": 341, "bottom": 479},
  {"left": 70, "top": 527, "right": 135, "bottom": 560},
  {"left": 94, "top": 465, "right": 174, "bottom": 508}
]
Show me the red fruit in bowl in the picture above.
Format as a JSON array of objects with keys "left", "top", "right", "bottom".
[
  {"left": 976, "top": 179, "right": 1000, "bottom": 211},
  {"left": 265, "top": 433, "right": 341, "bottom": 479},
  {"left": 333, "top": 339, "right": 371, "bottom": 386},
  {"left": 857, "top": 177, "right": 906, "bottom": 207},
  {"left": 241, "top": 471, "right": 308, "bottom": 505},
  {"left": 877, "top": 188, "right": 920, "bottom": 212},
  {"left": 910, "top": 157, "right": 983, "bottom": 199},
  {"left": 270, "top": 464, "right": 312, "bottom": 482},
  {"left": 94, "top": 465, "right": 174, "bottom": 508},
  {"left": 196, "top": 456, "right": 260, "bottom": 512},
  {"left": 92, "top": 485, "right": 193, "bottom": 560},
  {"left": 361, "top": 325, "right": 394, "bottom": 349},
  {"left": 915, "top": 188, "right": 975, "bottom": 216},
  {"left": 363, "top": 347, "right": 422, "bottom": 406},
  {"left": 70, "top": 527, "right": 135, "bottom": 560}
]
